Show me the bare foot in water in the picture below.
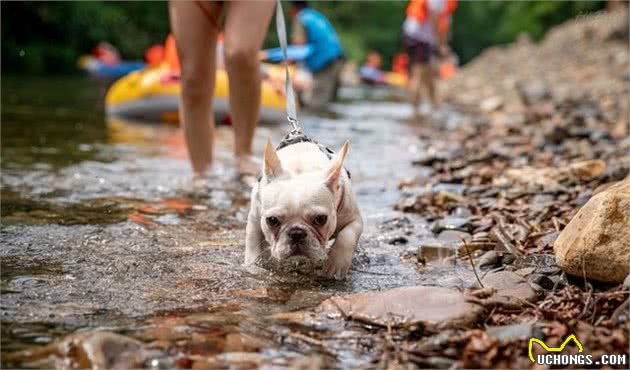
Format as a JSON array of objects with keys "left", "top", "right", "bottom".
[{"left": 236, "top": 155, "right": 260, "bottom": 187}]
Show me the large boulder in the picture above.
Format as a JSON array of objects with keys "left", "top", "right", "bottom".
[{"left": 554, "top": 179, "right": 630, "bottom": 283}]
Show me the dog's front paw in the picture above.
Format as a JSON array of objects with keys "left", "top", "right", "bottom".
[{"left": 324, "top": 248, "right": 352, "bottom": 280}]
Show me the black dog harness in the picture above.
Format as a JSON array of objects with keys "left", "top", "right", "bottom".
[
  {"left": 277, "top": 130, "right": 351, "bottom": 178},
  {"left": 257, "top": 131, "right": 351, "bottom": 182},
  {"left": 277, "top": 131, "right": 334, "bottom": 158}
]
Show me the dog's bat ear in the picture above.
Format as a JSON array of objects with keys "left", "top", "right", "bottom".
[
  {"left": 263, "top": 137, "right": 283, "bottom": 179},
  {"left": 324, "top": 140, "right": 349, "bottom": 190}
]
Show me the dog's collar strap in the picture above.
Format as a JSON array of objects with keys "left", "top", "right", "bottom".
[
  {"left": 256, "top": 132, "right": 351, "bottom": 183},
  {"left": 276, "top": 131, "right": 332, "bottom": 157}
]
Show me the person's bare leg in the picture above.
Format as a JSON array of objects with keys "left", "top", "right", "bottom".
[
  {"left": 223, "top": 0, "right": 275, "bottom": 176},
  {"left": 169, "top": 1, "right": 218, "bottom": 177},
  {"left": 408, "top": 64, "right": 422, "bottom": 117},
  {"left": 420, "top": 63, "right": 437, "bottom": 107}
]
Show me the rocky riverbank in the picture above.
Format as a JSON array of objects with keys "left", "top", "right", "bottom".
[{"left": 389, "top": 8, "right": 630, "bottom": 367}]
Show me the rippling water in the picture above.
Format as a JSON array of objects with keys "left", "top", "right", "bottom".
[{"left": 1, "top": 76, "right": 474, "bottom": 368}]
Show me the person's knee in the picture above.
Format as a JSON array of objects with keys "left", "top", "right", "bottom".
[
  {"left": 181, "top": 77, "right": 210, "bottom": 103},
  {"left": 179, "top": 59, "right": 211, "bottom": 101},
  {"left": 224, "top": 45, "right": 258, "bottom": 73}
]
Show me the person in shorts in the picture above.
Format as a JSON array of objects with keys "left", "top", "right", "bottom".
[{"left": 403, "top": 0, "right": 456, "bottom": 116}]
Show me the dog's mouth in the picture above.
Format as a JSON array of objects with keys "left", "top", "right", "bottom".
[{"left": 272, "top": 239, "right": 326, "bottom": 261}]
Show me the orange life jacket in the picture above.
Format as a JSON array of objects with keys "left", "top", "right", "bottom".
[
  {"left": 164, "top": 34, "right": 181, "bottom": 74},
  {"left": 406, "top": 0, "right": 457, "bottom": 32},
  {"left": 145, "top": 44, "right": 165, "bottom": 67},
  {"left": 392, "top": 53, "right": 409, "bottom": 75}
]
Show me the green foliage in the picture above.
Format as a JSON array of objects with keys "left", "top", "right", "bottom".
[
  {"left": 451, "top": 1, "right": 603, "bottom": 62},
  {"left": 1, "top": 0, "right": 604, "bottom": 74},
  {"left": 2, "top": 1, "right": 170, "bottom": 74}
]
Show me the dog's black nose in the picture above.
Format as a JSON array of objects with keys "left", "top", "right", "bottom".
[{"left": 287, "top": 227, "right": 307, "bottom": 242}]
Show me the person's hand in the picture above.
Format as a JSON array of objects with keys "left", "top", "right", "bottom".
[{"left": 258, "top": 50, "right": 268, "bottom": 61}]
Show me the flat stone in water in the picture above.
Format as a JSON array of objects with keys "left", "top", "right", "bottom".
[
  {"left": 417, "top": 238, "right": 457, "bottom": 262},
  {"left": 319, "top": 286, "right": 483, "bottom": 329},
  {"left": 4, "top": 331, "right": 146, "bottom": 369},
  {"left": 476, "top": 271, "right": 538, "bottom": 302}
]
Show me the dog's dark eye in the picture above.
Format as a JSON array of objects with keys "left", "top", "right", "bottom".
[
  {"left": 266, "top": 216, "right": 281, "bottom": 228},
  {"left": 313, "top": 215, "right": 328, "bottom": 227}
]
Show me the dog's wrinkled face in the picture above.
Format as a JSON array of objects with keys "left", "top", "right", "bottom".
[
  {"left": 261, "top": 179, "right": 337, "bottom": 260},
  {"left": 259, "top": 139, "right": 348, "bottom": 261}
]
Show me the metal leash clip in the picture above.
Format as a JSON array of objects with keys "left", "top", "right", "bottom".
[{"left": 287, "top": 116, "right": 301, "bottom": 134}]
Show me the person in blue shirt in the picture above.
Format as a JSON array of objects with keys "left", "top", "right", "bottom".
[{"left": 289, "top": 1, "right": 344, "bottom": 109}]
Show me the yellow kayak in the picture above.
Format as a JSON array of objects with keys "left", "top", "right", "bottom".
[{"left": 106, "top": 63, "right": 287, "bottom": 123}]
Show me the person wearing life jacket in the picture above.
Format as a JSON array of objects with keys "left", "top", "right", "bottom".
[
  {"left": 289, "top": 1, "right": 344, "bottom": 110},
  {"left": 402, "top": 0, "right": 457, "bottom": 117},
  {"left": 392, "top": 53, "right": 409, "bottom": 76},
  {"left": 145, "top": 44, "right": 165, "bottom": 68}
]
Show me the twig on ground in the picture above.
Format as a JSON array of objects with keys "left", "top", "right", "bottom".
[{"left": 463, "top": 239, "right": 484, "bottom": 288}]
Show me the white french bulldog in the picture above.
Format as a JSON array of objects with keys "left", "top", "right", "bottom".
[{"left": 244, "top": 137, "right": 363, "bottom": 279}]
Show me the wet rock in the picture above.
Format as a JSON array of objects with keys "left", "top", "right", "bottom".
[
  {"left": 478, "top": 250, "right": 499, "bottom": 270},
  {"left": 417, "top": 239, "right": 457, "bottom": 263},
  {"left": 486, "top": 323, "right": 534, "bottom": 341},
  {"left": 554, "top": 179, "right": 630, "bottom": 283},
  {"left": 476, "top": 271, "right": 538, "bottom": 302},
  {"left": 6, "top": 331, "right": 146, "bottom": 369},
  {"left": 479, "top": 96, "right": 504, "bottom": 113},
  {"left": 320, "top": 286, "right": 483, "bottom": 329},
  {"left": 431, "top": 216, "right": 472, "bottom": 233},
  {"left": 71, "top": 332, "right": 145, "bottom": 369}
]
